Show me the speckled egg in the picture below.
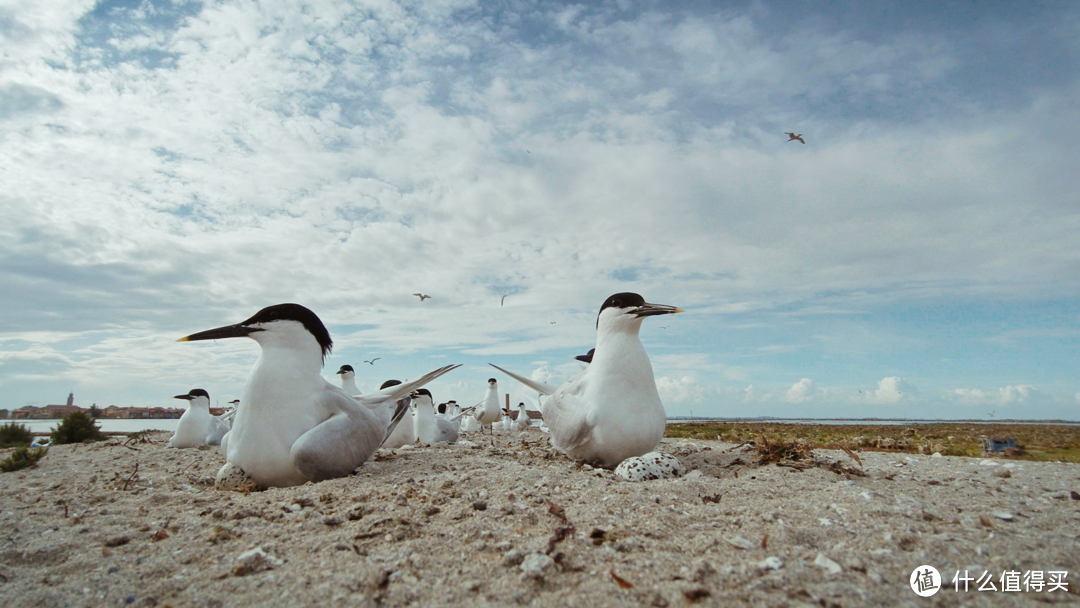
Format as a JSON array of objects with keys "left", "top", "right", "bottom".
[
  {"left": 614, "top": 452, "right": 686, "bottom": 482},
  {"left": 215, "top": 462, "right": 261, "bottom": 492}
]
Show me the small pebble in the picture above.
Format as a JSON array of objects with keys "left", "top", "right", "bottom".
[
  {"left": 502, "top": 548, "right": 525, "bottom": 566},
  {"left": 724, "top": 536, "right": 753, "bottom": 550},
  {"left": 758, "top": 557, "right": 783, "bottom": 570},
  {"left": 814, "top": 553, "right": 842, "bottom": 575},
  {"left": 520, "top": 553, "right": 554, "bottom": 580}
]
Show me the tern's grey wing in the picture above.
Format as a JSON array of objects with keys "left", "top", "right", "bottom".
[
  {"left": 436, "top": 418, "right": 459, "bottom": 443},
  {"left": 205, "top": 417, "right": 230, "bottom": 445},
  {"left": 447, "top": 409, "right": 472, "bottom": 422},
  {"left": 358, "top": 364, "right": 462, "bottom": 407},
  {"left": 544, "top": 374, "right": 593, "bottom": 453},
  {"left": 380, "top": 398, "right": 412, "bottom": 446},
  {"left": 489, "top": 363, "right": 558, "bottom": 396},
  {"left": 291, "top": 389, "right": 384, "bottom": 482}
]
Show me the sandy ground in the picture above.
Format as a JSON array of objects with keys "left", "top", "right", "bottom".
[{"left": 2, "top": 429, "right": 1079, "bottom": 607}]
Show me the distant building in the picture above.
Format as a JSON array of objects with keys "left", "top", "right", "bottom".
[
  {"left": 11, "top": 406, "right": 40, "bottom": 419},
  {"left": 0, "top": 409, "right": 8, "bottom": 420},
  {"left": 40, "top": 404, "right": 81, "bottom": 418}
]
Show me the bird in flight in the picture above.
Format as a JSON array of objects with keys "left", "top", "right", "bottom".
[
  {"left": 785, "top": 132, "right": 805, "bottom": 144},
  {"left": 413, "top": 293, "right": 431, "bottom": 301},
  {"left": 501, "top": 291, "right": 508, "bottom": 307},
  {"left": 364, "top": 358, "right": 380, "bottom": 365}
]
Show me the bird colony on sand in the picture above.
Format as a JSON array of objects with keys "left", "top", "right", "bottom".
[{"left": 173, "top": 293, "right": 683, "bottom": 490}]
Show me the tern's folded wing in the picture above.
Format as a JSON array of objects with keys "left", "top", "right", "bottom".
[
  {"left": 489, "top": 364, "right": 558, "bottom": 396},
  {"left": 358, "top": 364, "right": 463, "bottom": 407},
  {"left": 380, "top": 399, "right": 412, "bottom": 446},
  {"left": 291, "top": 389, "right": 387, "bottom": 482},
  {"left": 545, "top": 376, "right": 593, "bottom": 452}
]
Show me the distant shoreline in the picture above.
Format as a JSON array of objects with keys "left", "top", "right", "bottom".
[{"left": 7, "top": 417, "right": 1080, "bottom": 438}]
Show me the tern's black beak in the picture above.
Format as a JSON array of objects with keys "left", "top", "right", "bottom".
[
  {"left": 173, "top": 394, "right": 195, "bottom": 400},
  {"left": 177, "top": 323, "right": 263, "bottom": 342},
  {"left": 574, "top": 348, "right": 595, "bottom": 364},
  {"left": 632, "top": 303, "right": 684, "bottom": 318}
]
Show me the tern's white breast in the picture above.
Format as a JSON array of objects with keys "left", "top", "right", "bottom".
[
  {"left": 228, "top": 349, "right": 329, "bottom": 487},
  {"left": 576, "top": 331, "right": 666, "bottom": 465}
]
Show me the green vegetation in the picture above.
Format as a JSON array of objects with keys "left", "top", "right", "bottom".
[
  {"left": 1, "top": 446, "right": 48, "bottom": 472},
  {"left": 666, "top": 422, "right": 1080, "bottom": 463},
  {"left": 50, "top": 411, "right": 107, "bottom": 445},
  {"left": 0, "top": 422, "right": 34, "bottom": 448}
]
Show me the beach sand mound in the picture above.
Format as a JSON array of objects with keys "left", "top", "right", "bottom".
[{"left": 1, "top": 430, "right": 1077, "bottom": 606}]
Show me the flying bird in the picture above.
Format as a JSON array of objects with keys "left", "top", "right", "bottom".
[
  {"left": 178, "top": 303, "right": 460, "bottom": 488},
  {"left": 363, "top": 358, "right": 380, "bottom": 365},
  {"left": 785, "top": 132, "right": 805, "bottom": 144},
  {"left": 491, "top": 292, "right": 684, "bottom": 468},
  {"left": 501, "top": 291, "right": 508, "bottom": 306},
  {"left": 413, "top": 293, "right": 432, "bottom": 301}
]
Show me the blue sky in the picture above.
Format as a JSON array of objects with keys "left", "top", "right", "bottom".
[{"left": 1, "top": 0, "right": 1078, "bottom": 419}]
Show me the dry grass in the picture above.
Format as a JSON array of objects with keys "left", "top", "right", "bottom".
[{"left": 666, "top": 422, "right": 1080, "bottom": 463}]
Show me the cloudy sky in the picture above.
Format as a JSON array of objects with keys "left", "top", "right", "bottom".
[{"left": 2, "top": 0, "right": 1078, "bottom": 420}]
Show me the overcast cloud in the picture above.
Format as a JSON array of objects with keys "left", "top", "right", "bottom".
[{"left": 1, "top": 1, "right": 1078, "bottom": 420}]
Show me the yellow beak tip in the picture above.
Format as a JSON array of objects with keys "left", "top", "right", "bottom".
[
  {"left": 674, "top": 308, "right": 685, "bottom": 313},
  {"left": 176, "top": 337, "right": 190, "bottom": 342}
]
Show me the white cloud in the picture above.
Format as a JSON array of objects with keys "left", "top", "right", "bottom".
[
  {"left": 865, "top": 376, "right": 914, "bottom": 405},
  {"left": 951, "top": 385, "right": 1037, "bottom": 406},
  {"left": 0, "top": 2, "right": 1077, "bottom": 417},
  {"left": 656, "top": 374, "right": 707, "bottom": 406},
  {"left": 743, "top": 384, "right": 757, "bottom": 403},
  {"left": 784, "top": 378, "right": 814, "bottom": 403}
]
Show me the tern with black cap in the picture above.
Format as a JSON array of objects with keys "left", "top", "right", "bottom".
[
  {"left": 473, "top": 377, "right": 503, "bottom": 434},
  {"left": 178, "top": 303, "right": 460, "bottom": 489},
  {"left": 491, "top": 292, "right": 683, "bottom": 468},
  {"left": 335, "top": 364, "right": 362, "bottom": 397},
  {"left": 169, "top": 389, "right": 230, "bottom": 448},
  {"left": 410, "top": 389, "right": 463, "bottom": 444}
]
